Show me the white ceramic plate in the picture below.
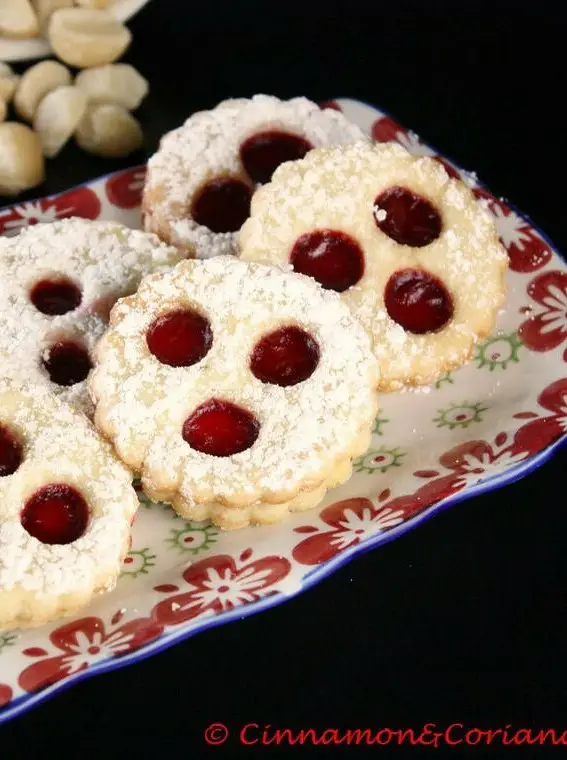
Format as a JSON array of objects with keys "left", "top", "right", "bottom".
[
  {"left": 0, "top": 97, "right": 565, "bottom": 724},
  {"left": 0, "top": 0, "right": 150, "bottom": 62}
]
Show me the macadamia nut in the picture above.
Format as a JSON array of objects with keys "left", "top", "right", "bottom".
[
  {"left": 75, "top": 64, "right": 149, "bottom": 111},
  {"left": 31, "top": 0, "right": 73, "bottom": 30},
  {"left": 34, "top": 85, "right": 87, "bottom": 158},
  {"left": 74, "top": 0, "right": 114, "bottom": 8},
  {"left": 14, "top": 59, "right": 72, "bottom": 122},
  {"left": 0, "top": 122, "right": 45, "bottom": 196},
  {"left": 0, "top": 71, "right": 20, "bottom": 104},
  {"left": 75, "top": 102, "right": 143, "bottom": 157},
  {"left": 0, "top": 0, "right": 39, "bottom": 39},
  {"left": 47, "top": 8, "right": 132, "bottom": 68}
]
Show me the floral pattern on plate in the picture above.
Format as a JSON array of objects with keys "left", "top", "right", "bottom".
[{"left": 0, "top": 97, "right": 565, "bottom": 724}]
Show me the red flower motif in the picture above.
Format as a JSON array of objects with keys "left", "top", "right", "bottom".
[
  {"left": 371, "top": 116, "right": 433, "bottom": 157},
  {"left": 319, "top": 100, "right": 342, "bottom": 112},
  {"left": 371, "top": 115, "right": 407, "bottom": 143},
  {"left": 292, "top": 497, "right": 405, "bottom": 566},
  {"left": 0, "top": 683, "right": 12, "bottom": 708},
  {"left": 394, "top": 437, "right": 530, "bottom": 522},
  {"left": 0, "top": 187, "right": 101, "bottom": 236},
  {"left": 387, "top": 475, "right": 465, "bottom": 522},
  {"left": 152, "top": 551, "right": 292, "bottom": 626},
  {"left": 18, "top": 613, "right": 163, "bottom": 694},
  {"left": 371, "top": 116, "right": 459, "bottom": 178},
  {"left": 519, "top": 271, "right": 567, "bottom": 359},
  {"left": 105, "top": 167, "right": 146, "bottom": 210},
  {"left": 474, "top": 190, "right": 552, "bottom": 273},
  {"left": 438, "top": 438, "right": 527, "bottom": 483},
  {"left": 512, "top": 378, "right": 567, "bottom": 456}
]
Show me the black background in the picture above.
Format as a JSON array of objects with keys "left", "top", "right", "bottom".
[{"left": 3, "top": 1, "right": 567, "bottom": 757}]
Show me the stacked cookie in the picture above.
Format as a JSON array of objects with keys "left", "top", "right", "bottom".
[
  {"left": 142, "top": 94, "right": 369, "bottom": 258},
  {"left": 239, "top": 141, "right": 508, "bottom": 390},
  {"left": 89, "top": 256, "right": 378, "bottom": 530},
  {"left": 0, "top": 217, "right": 186, "bottom": 629},
  {"left": 0, "top": 382, "right": 138, "bottom": 629},
  {"left": 0, "top": 94, "right": 508, "bottom": 630}
]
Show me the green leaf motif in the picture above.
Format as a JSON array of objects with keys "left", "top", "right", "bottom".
[
  {"left": 121, "top": 547, "right": 157, "bottom": 578},
  {"left": 0, "top": 632, "right": 17, "bottom": 654},
  {"left": 166, "top": 522, "right": 219, "bottom": 555},
  {"left": 434, "top": 401, "right": 488, "bottom": 430},
  {"left": 354, "top": 446, "right": 406, "bottom": 474},
  {"left": 474, "top": 332, "right": 523, "bottom": 371}
]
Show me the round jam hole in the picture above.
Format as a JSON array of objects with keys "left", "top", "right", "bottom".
[
  {"left": 290, "top": 229, "right": 364, "bottom": 292},
  {"left": 251, "top": 326, "right": 319, "bottom": 386},
  {"left": 0, "top": 425, "right": 23, "bottom": 477},
  {"left": 384, "top": 268, "right": 454, "bottom": 334},
  {"left": 240, "top": 130, "right": 313, "bottom": 184},
  {"left": 191, "top": 177, "right": 252, "bottom": 233},
  {"left": 21, "top": 484, "right": 89, "bottom": 545},
  {"left": 30, "top": 278, "right": 82, "bottom": 316},
  {"left": 146, "top": 309, "right": 213, "bottom": 368},
  {"left": 43, "top": 342, "right": 92, "bottom": 386},
  {"left": 374, "top": 187, "right": 442, "bottom": 247},
  {"left": 182, "top": 399, "right": 259, "bottom": 457}
]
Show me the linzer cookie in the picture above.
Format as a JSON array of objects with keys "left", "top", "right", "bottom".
[
  {"left": 0, "top": 217, "right": 185, "bottom": 415},
  {"left": 141, "top": 94, "right": 368, "bottom": 259},
  {"left": 0, "top": 381, "right": 138, "bottom": 631},
  {"left": 239, "top": 141, "right": 509, "bottom": 390},
  {"left": 89, "top": 256, "right": 379, "bottom": 530}
]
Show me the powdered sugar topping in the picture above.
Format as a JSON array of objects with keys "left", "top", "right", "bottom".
[
  {"left": 0, "top": 218, "right": 186, "bottom": 415},
  {"left": 90, "top": 257, "right": 378, "bottom": 506},
  {"left": 142, "top": 94, "right": 369, "bottom": 259},
  {"left": 0, "top": 381, "right": 137, "bottom": 601},
  {"left": 240, "top": 141, "right": 508, "bottom": 390}
]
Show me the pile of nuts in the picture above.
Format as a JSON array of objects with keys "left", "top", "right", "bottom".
[{"left": 0, "top": 0, "right": 149, "bottom": 196}]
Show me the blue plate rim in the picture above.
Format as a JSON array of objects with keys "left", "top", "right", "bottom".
[{"left": 0, "top": 96, "right": 565, "bottom": 725}]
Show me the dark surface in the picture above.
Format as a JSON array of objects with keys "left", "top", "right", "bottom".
[{"left": 3, "top": 1, "right": 567, "bottom": 757}]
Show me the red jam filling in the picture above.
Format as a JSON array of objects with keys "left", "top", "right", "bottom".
[
  {"left": 250, "top": 326, "right": 319, "bottom": 386},
  {"left": 146, "top": 309, "right": 213, "bottom": 368},
  {"left": 182, "top": 399, "right": 259, "bottom": 457},
  {"left": 191, "top": 177, "right": 252, "bottom": 233},
  {"left": 21, "top": 484, "right": 89, "bottom": 545},
  {"left": 240, "top": 130, "right": 313, "bottom": 184},
  {"left": 43, "top": 341, "right": 92, "bottom": 386},
  {"left": 384, "top": 268, "right": 454, "bottom": 334},
  {"left": 290, "top": 229, "right": 364, "bottom": 292},
  {"left": 30, "top": 278, "right": 82, "bottom": 316},
  {"left": 374, "top": 186, "right": 442, "bottom": 247},
  {"left": 0, "top": 424, "right": 23, "bottom": 477}
]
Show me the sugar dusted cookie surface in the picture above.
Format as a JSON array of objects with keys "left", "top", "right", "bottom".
[
  {"left": 0, "top": 217, "right": 186, "bottom": 415},
  {"left": 239, "top": 141, "right": 509, "bottom": 390},
  {"left": 142, "top": 94, "right": 369, "bottom": 260},
  {"left": 0, "top": 381, "right": 138, "bottom": 631},
  {"left": 89, "top": 256, "right": 379, "bottom": 529}
]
